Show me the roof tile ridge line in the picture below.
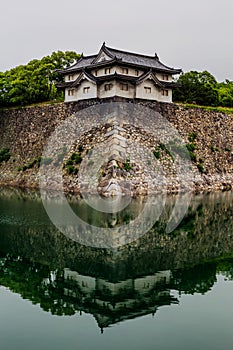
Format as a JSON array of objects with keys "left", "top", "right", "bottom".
[
  {"left": 91, "top": 42, "right": 115, "bottom": 64},
  {"left": 136, "top": 69, "right": 152, "bottom": 83},
  {"left": 82, "top": 54, "right": 98, "bottom": 59},
  {"left": 71, "top": 70, "right": 96, "bottom": 87},
  {"left": 106, "top": 45, "right": 182, "bottom": 72},
  {"left": 88, "top": 57, "right": 119, "bottom": 68},
  {"left": 136, "top": 69, "right": 165, "bottom": 87},
  {"left": 56, "top": 54, "right": 97, "bottom": 73},
  {"left": 64, "top": 54, "right": 84, "bottom": 70},
  {"left": 105, "top": 45, "right": 160, "bottom": 60},
  {"left": 81, "top": 68, "right": 97, "bottom": 82},
  {"left": 155, "top": 59, "right": 182, "bottom": 72}
]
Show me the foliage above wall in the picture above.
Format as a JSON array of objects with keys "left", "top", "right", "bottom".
[
  {"left": 173, "top": 70, "right": 233, "bottom": 107},
  {"left": 0, "top": 51, "right": 80, "bottom": 107}
]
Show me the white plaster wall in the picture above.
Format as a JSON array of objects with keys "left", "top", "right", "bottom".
[
  {"left": 76, "top": 80, "right": 97, "bottom": 100},
  {"left": 65, "top": 79, "right": 173, "bottom": 103},
  {"left": 159, "top": 89, "right": 173, "bottom": 103},
  {"left": 65, "top": 88, "right": 78, "bottom": 102},
  {"left": 91, "top": 66, "right": 116, "bottom": 77},
  {"left": 64, "top": 73, "right": 79, "bottom": 82},
  {"left": 136, "top": 80, "right": 159, "bottom": 100},
  {"left": 91, "top": 65, "right": 144, "bottom": 78},
  {"left": 115, "top": 81, "right": 135, "bottom": 99},
  {"left": 98, "top": 81, "right": 135, "bottom": 99},
  {"left": 96, "top": 51, "right": 112, "bottom": 63},
  {"left": 156, "top": 73, "right": 172, "bottom": 82},
  {"left": 98, "top": 80, "right": 116, "bottom": 98},
  {"left": 115, "top": 66, "right": 144, "bottom": 77}
]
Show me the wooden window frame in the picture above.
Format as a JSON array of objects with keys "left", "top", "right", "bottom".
[
  {"left": 162, "top": 74, "right": 169, "bottom": 81},
  {"left": 104, "top": 83, "right": 113, "bottom": 91},
  {"left": 120, "top": 83, "right": 129, "bottom": 91},
  {"left": 105, "top": 67, "right": 111, "bottom": 74},
  {"left": 144, "top": 87, "right": 152, "bottom": 94},
  {"left": 161, "top": 89, "right": 169, "bottom": 96},
  {"left": 83, "top": 87, "right": 90, "bottom": 94},
  {"left": 121, "top": 67, "right": 129, "bottom": 74},
  {"left": 68, "top": 89, "right": 75, "bottom": 96}
]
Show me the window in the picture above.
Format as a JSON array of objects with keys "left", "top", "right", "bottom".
[
  {"left": 95, "top": 70, "right": 98, "bottom": 76},
  {"left": 120, "top": 83, "right": 128, "bottom": 91},
  {"left": 68, "top": 89, "right": 75, "bottom": 96},
  {"left": 105, "top": 68, "right": 111, "bottom": 74},
  {"left": 121, "top": 67, "right": 128, "bottom": 74},
  {"left": 161, "top": 89, "right": 169, "bottom": 96},
  {"left": 162, "top": 74, "right": 169, "bottom": 81},
  {"left": 68, "top": 74, "right": 74, "bottom": 81},
  {"left": 135, "top": 70, "right": 139, "bottom": 76},
  {"left": 144, "top": 87, "right": 151, "bottom": 94},
  {"left": 104, "top": 84, "right": 113, "bottom": 91},
  {"left": 83, "top": 87, "right": 90, "bottom": 94}
]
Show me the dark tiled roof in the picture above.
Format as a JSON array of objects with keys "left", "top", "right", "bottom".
[
  {"left": 104, "top": 45, "right": 181, "bottom": 73},
  {"left": 58, "top": 55, "right": 97, "bottom": 73},
  {"left": 59, "top": 43, "right": 182, "bottom": 75},
  {"left": 136, "top": 70, "right": 164, "bottom": 87},
  {"left": 96, "top": 72, "right": 138, "bottom": 83},
  {"left": 57, "top": 72, "right": 139, "bottom": 88}
]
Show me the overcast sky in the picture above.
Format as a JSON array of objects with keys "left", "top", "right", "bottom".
[{"left": 1, "top": 0, "right": 232, "bottom": 81}]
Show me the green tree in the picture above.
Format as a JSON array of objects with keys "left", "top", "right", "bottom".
[
  {"left": 173, "top": 70, "right": 219, "bottom": 106},
  {"left": 217, "top": 80, "right": 233, "bottom": 107},
  {"left": 0, "top": 51, "right": 80, "bottom": 107}
]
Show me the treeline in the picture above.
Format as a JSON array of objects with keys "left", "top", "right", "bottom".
[
  {"left": 0, "top": 51, "right": 80, "bottom": 107},
  {"left": 173, "top": 70, "right": 233, "bottom": 107}
]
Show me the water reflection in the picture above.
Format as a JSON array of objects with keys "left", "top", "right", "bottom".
[{"left": 0, "top": 187, "right": 232, "bottom": 331}]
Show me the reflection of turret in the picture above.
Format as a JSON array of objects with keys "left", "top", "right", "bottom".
[{"left": 62, "top": 269, "right": 176, "bottom": 329}]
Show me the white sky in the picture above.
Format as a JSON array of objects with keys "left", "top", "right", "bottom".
[{"left": 1, "top": 0, "right": 232, "bottom": 81}]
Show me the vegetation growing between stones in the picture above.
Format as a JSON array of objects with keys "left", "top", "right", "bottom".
[
  {"left": 153, "top": 143, "right": 174, "bottom": 161},
  {"left": 0, "top": 147, "right": 11, "bottom": 164},
  {"left": 152, "top": 134, "right": 208, "bottom": 174},
  {"left": 17, "top": 157, "right": 52, "bottom": 171},
  {"left": 64, "top": 152, "right": 82, "bottom": 175},
  {"left": 122, "top": 159, "right": 132, "bottom": 172}
]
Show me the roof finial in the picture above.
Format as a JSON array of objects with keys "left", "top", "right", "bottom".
[
  {"left": 154, "top": 52, "right": 159, "bottom": 60},
  {"left": 103, "top": 41, "right": 106, "bottom": 47}
]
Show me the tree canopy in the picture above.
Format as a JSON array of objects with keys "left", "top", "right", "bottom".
[
  {"left": 0, "top": 51, "right": 80, "bottom": 107},
  {"left": 173, "top": 70, "right": 219, "bottom": 106},
  {"left": 173, "top": 70, "right": 233, "bottom": 107}
]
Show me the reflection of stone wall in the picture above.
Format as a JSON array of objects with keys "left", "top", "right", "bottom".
[
  {"left": 0, "top": 97, "right": 232, "bottom": 192},
  {"left": 0, "top": 187, "right": 233, "bottom": 279}
]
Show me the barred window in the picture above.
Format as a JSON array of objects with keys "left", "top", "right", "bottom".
[
  {"left": 144, "top": 87, "right": 151, "bottom": 94},
  {"left": 104, "top": 84, "right": 113, "bottom": 91},
  {"left": 83, "top": 87, "right": 90, "bottom": 94},
  {"left": 120, "top": 83, "right": 128, "bottom": 91}
]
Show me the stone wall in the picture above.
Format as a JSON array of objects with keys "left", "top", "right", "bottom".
[{"left": 0, "top": 97, "right": 232, "bottom": 193}]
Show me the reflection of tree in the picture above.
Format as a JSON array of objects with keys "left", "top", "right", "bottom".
[
  {"left": 0, "top": 250, "right": 232, "bottom": 330},
  {"left": 217, "top": 259, "right": 233, "bottom": 281},
  {"left": 171, "top": 263, "right": 217, "bottom": 295}
]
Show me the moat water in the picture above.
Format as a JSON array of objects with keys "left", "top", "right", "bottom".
[{"left": 0, "top": 187, "right": 233, "bottom": 350}]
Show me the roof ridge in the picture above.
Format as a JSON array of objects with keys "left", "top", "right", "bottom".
[
  {"left": 82, "top": 54, "right": 98, "bottom": 59},
  {"left": 105, "top": 45, "right": 158, "bottom": 60}
]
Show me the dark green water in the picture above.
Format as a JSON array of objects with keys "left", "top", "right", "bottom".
[{"left": 0, "top": 187, "right": 233, "bottom": 350}]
